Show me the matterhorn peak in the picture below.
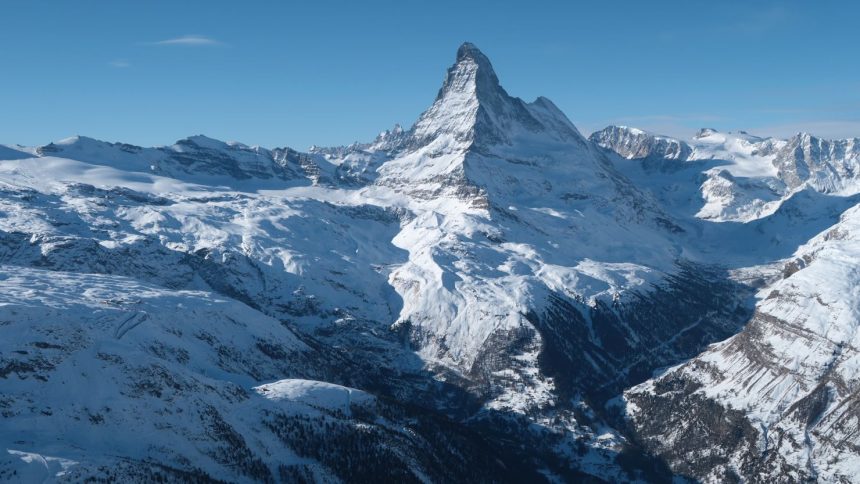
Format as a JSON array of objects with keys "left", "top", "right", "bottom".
[
  {"left": 449, "top": 42, "right": 501, "bottom": 93},
  {"left": 431, "top": 43, "right": 505, "bottom": 108},
  {"left": 456, "top": 41, "right": 486, "bottom": 62},
  {"left": 409, "top": 42, "right": 581, "bottom": 150}
]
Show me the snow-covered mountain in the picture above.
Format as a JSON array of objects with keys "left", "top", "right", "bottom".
[
  {"left": 590, "top": 126, "right": 692, "bottom": 167},
  {"left": 2, "top": 43, "right": 860, "bottom": 482},
  {"left": 592, "top": 126, "right": 860, "bottom": 224}
]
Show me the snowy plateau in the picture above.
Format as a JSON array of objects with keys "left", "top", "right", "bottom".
[{"left": 2, "top": 42, "right": 860, "bottom": 483}]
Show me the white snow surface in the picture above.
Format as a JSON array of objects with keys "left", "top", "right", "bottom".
[{"left": 254, "top": 379, "right": 374, "bottom": 412}]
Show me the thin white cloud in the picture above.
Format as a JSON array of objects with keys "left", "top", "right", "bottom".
[
  {"left": 731, "top": 5, "right": 792, "bottom": 35},
  {"left": 109, "top": 60, "right": 131, "bottom": 68},
  {"left": 151, "top": 35, "right": 222, "bottom": 46},
  {"left": 612, "top": 114, "right": 727, "bottom": 124}
]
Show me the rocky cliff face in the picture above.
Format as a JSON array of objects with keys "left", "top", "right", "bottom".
[
  {"left": 774, "top": 133, "right": 860, "bottom": 191},
  {"left": 590, "top": 126, "right": 692, "bottom": 169}
]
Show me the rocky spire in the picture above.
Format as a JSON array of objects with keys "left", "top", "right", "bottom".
[
  {"left": 436, "top": 42, "right": 502, "bottom": 103},
  {"left": 410, "top": 42, "right": 580, "bottom": 149}
]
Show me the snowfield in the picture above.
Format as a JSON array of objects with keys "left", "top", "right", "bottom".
[{"left": 254, "top": 379, "right": 375, "bottom": 413}]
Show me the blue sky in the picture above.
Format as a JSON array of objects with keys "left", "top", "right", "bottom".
[{"left": 2, "top": 0, "right": 858, "bottom": 148}]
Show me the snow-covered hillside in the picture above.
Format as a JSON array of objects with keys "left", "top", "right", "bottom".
[
  {"left": 1, "top": 42, "right": 860, "bottom": 482},
  {"left": 624, "top": 203, "right": 860, "bottom": 482}
]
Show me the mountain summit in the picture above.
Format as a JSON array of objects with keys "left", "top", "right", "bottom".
[
  {"left": 450, "top": 41, "right": 501, "bottom": 95},
  {"left": 410, "top": 42, "right": 583, "bottom": 150}
]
